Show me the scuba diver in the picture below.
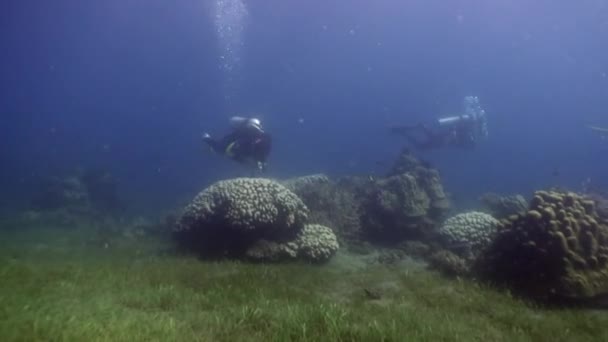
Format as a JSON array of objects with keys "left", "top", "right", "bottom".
[
  {"left": 202, "top": 116, "right": 272, "bottom": 172},
  {"left": 390, "top": 96, "right": 489, "bottom": 150}
]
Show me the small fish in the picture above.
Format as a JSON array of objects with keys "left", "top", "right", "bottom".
[{"left": 552, "top": 167, "right": 560, "bottom": 177}]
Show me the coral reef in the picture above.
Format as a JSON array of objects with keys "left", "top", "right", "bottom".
[
  {"left": 419, "top": 168, "right": 451, "bottom": 215},
  {"left": 387, "top": 149, "right": 451, "bottom": 216},
  {"left": 360, "top": 172, "right": 441, "bottom": 242},
  {"left": 296, "top": 224, "right": 340, "bottom": 262},
  {"left": 283, "top": 175, "right": 365, "bottom": 242},
  {"left": 438, "top": 212, "right": 499, "bottom": 257},
  {"left": 246, "top": 224, "right": 339, "bottom": 263},
  {"left": 584, "top": 193, "right": 608, "bottom": 219},
  {"left": 175, "top": 178, "right": 308, "bottom": 235},
  {"left": 479, "top": 193, "right": 528, "bottom": 219},
  {"left": 30, "top": 169, "right": 122, "bottom": 214},
  {"left": 384, "top": 173, "right": 430, "bottom": 218},
  {"left": 477, "top": 190, "right": 608, "bottom": 299},
  {"left": 283, "top": 150, "right": 450, "bottom": 245},
  {"left": 175, "top": 178, "right": 339, "bottom": 262},
  {"left": 386, "top": 148, "right": 423, "bottom": 176}
]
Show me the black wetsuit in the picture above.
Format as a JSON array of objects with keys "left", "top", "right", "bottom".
[
  {"left": 204, "top": 125, "right": 272, "bottom": 169},
  {"left": 391, "top": 120, "right": 476, "bottom": 150}
]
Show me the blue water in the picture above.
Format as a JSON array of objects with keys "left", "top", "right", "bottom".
[{"left": 2, "top": 0, "right": 608, "bottom": 214}]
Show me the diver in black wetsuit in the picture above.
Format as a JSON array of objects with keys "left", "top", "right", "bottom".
[
  {"left": 203, "top": 116, "right": 272, "bottom": 172},
  {"left": 390, "top": 96, "right": 488, "bottom": 150},
  {"left": 390, "top": 119, "right": 476, "bottom": 150}
]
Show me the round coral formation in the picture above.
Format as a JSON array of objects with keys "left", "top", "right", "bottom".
[
  {"left": 477, "top": 190, "right": 608, "bottom": 300},
  {"left": 174, "top": 178, "right": 310, "bottom": 257},
  {"left": 245, "top": 224, "right": 339, "bottom": 263},
  {"left": 175, "top": 178, "right": 309, "bottom": 235},
  {"left": 296, "top": 224, "right": 340, "bottom": 262},
  {"left": 439, "top": 212, "right": 499, "bottom": 256},
  {"left": 174, "top": 178, "right": 340, "bottom": 262}
]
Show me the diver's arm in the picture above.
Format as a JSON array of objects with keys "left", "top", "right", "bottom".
[{"left": 202, "top": 134, "right": 223, "bottom": 154}]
